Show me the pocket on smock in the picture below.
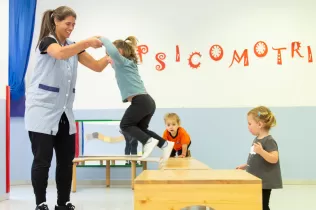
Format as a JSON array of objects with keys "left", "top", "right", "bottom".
[{"left": 35, "top": 83, "right": 60, "bottom": 108}]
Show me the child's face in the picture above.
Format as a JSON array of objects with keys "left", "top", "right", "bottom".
[
  {"left": 165, "top": 118, "right": 179, "bottom": 133},
  {"left": 247, "top": 114, "right": 262, "bottom": 136}
]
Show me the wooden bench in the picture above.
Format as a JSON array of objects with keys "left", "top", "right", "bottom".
[
  {"left": 134, "top": 169, "right": 262, "bottom": 210},
  {"left": 72, "top": 155, "right": 160, "bottom": 192},
  {"left": 159, "top": 157, "right": 210, "bottom": 170}
]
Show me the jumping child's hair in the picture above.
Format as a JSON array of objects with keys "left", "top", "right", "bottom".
[
  {"left": 164, "top": 113, "right": 181, "bottom": 125},
  {"left": 248, "top": 106, "right": 276, "bottom": 130},
  {"left": 36, "top": 6, "right": 77, "bottom": 49},
  {"left": 113, "top": 36, "right": 138, "bottom": 64}
]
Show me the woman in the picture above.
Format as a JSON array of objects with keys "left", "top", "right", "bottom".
[{"left": 24, "top": 6, "right": 109, "bottom": 210}]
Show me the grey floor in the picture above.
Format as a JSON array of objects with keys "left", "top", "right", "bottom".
[{"left": 0, "top": 184, "right": 315, "bottom": 210}]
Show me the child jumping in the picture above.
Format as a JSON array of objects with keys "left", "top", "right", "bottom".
[
  {"left": 99, "top": 36, "right": 174, "bottom": 163},
  {"left": 236, "top": 106, "right": 282, "bottom": 210},
  {"left": 163, "top": 113, "right": 191, "bottom": 158}
]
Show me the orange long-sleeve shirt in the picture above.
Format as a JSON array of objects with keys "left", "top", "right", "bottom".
[{"left": 163, "top": 127, "right": 191, "bottom": 151}]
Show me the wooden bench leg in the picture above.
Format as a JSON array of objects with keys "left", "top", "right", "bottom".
[
  {"left": 142, "top": 161, "right": 147, "bottom": 170},
  {"left": 131, "top": 160, "right": 136, "bottom": 190},
  {"left": 106, "top": 160, "right": 110, "bottom": 187},
  {"left": 72, "top": 163, "right": 77, "bottom": 193}
]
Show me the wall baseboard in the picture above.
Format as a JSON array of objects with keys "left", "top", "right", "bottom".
[
  {"left": 11, "top": 180, "right": 131, "bottom": 186},
  {"left": 284, "top": 180, "right": 316, "bottom": 185},
  {"left": 11, "top": 179, "right": 316, "bottom": 186},
  {"left": 0, "top": 193, "right": 9, "bottom": 201}
]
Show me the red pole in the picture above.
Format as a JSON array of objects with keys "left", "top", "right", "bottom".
[{"left": 6, "top": 86, "right": 10, "bottom": 193}]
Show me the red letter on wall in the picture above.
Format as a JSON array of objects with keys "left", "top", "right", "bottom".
[
  {"left": 254, "top": 41, "right": 268, "bottom": 58},
  {"left": 291, "top": 42, "right": 304, "bottom": 58},
  {"left": 176, "top": 45, "right": 180, "bottom": 62},
  {"left": 209, "top": 45, "right": 224, "bottom": 61},
  {"left": 188, "top": 52, "right": 202, "bottom": 69},
  {"left": 155, "top": 53, "right": 166, "bottom": 71},
  {"left": 272, "top": 47, "right": 287, "bottom": 65},
  {"left": 308, "top": 46, "right": 313, "bottom": 63},
  {"left": 229, "top": 49, "right": 249, "bottom": 67},
  {"left": 137, "top": 45, "right": 149, "bottom": 63}
]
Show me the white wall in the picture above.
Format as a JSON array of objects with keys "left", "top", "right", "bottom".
[
  {"left": 0, "top": 0, "right": 9, "bottom": 202},
  {"left": 26, "top": 0, "right": 316, "bottom": 110}
]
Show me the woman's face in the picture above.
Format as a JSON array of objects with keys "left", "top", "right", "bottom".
[{"left": 55, "top": 15, "right": 76, "bottom": 40}]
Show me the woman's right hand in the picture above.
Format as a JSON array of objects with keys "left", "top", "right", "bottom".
[
  {"left": 236, "top": 164, "right": 247, "bottom": 170},
  {"left": 87, "top": 37, "right": 103, "bottom": 49}
]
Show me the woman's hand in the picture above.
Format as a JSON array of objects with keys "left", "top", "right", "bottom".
[{"left": 87, "top": 37, "right": 102, "bottom": 49}]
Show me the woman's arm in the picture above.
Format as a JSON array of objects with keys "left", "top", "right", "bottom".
[
  {"left": 78, "top": 52, "right": 110, "bottom": 72},
  {"left": 47, "top": 37, "right": 101, "bottom": 60}
]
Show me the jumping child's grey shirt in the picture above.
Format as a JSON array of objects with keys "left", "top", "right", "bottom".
[
  {"left": 99, "top": 37, "right": 147, "bottom": 102},
  {"left": 246, "top": 135, "right": 283, "bottom": 189}
]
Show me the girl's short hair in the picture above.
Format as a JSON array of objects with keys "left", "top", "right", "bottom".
[{"left": 248, "top": 106, "right": 276, "bottom": 130}]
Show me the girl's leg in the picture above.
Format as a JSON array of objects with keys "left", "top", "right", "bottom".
[
  {"left": 170, "top": 149, "right": 177, "bottom": 157},
  {"left": 131, "top": 138, "right": 138, "bottom": 155},
  {"left": 120, "top": 94, "right": 174, "bottom": 160},
  {"left": 262, "top": 189, "right": 272, "bottom": 210}
]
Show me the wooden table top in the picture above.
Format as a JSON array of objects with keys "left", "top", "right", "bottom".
[
  {"left": 135, "top": 169, "right": 261, "bottom": 184},
  {"left": 160, "top": 157, "right": 210, "bottom": 170},
  {"left": 73, "top": 155, "right": 161, "bottom": 163}
]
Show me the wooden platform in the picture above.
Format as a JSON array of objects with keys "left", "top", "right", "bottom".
[
  {"left": 134, "top": 169, "right": 262, "bottom": 210},
  {"left": 160, "top": 157, "right": 210, "bottom": 170},
  {"left": 72, "top": 156, "right": 160, "bottom": 192}
]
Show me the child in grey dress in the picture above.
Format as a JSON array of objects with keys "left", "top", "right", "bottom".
[{"left": 236, "top": 106, "right": 282, "bottom": 210}]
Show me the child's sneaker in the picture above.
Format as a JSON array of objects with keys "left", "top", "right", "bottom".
[
  {"left": 161, "top": 141, "right": 175, "bottom": 164},
  {"left": 55, "top": 202, "right": 75, "bottom": 210},
  {"left": 36, "top": 203, "right": 49, "bottom": 210},
  {"left": 140, "top": 138, "right": 158, "bottom": 159}
]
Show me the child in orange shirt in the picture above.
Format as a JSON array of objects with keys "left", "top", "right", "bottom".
[{"left": 163, "top": 113, "right": 191, "bottom": 158}]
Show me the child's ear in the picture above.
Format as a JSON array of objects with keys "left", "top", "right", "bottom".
[
  {"left": 118, "top": 48, "right": 123, "bottom": 55},
  {"left": 258, "top": 121, "right": 264, "bottom": 128}
]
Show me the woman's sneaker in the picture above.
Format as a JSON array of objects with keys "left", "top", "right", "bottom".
[
  {"left": 36, "top": 203, "right": 49, "bottom": 210},
  {"left": 55, "top": 202, "right": 75, "bottom": 210}
]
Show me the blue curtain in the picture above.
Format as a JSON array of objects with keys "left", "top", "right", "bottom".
[{"left": 9, "top": 0, "right": 37, "bottom": 117}]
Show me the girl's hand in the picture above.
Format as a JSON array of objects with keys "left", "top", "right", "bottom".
[
  {"left": 253, "top": 142, "right": 264, "bottom": 155},
  {"left": 179, "top": 154, "right": 186, "bottom": 158},
  {"left": 105, "top": 56, "right": 113, "bottom": 64},
  {"left": 87, "top": 37, "right": 102, "bottom": 49},
  {"left": 236, "top": 164, "right": 247, "bottom": 170}
]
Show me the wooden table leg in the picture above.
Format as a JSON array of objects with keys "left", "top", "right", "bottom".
[
  {"left": 72, "top": 163, "right": 77, "bottom": 193},
  {"left": 131, "top": 160, "right": 136, "bottom": 190},
  {"left": 106, "top": 160, "right": 110, "bottom": 187},
  {"left": 142, "top": 161, "right": 147, "bottom": 170}
]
